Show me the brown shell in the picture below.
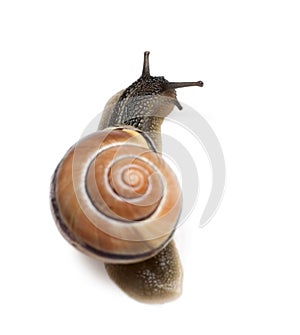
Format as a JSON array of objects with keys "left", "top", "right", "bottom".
[{"left": 50, "top": 128, "right": 182, "bottom": 264}]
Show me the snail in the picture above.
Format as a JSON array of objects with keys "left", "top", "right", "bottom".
[{"left": 50, "top": 51, "right": 203, "bottom": 303}]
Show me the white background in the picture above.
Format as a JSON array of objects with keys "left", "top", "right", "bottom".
[{"left": 1, "top": 0, "right": 300, "bottom": 334}]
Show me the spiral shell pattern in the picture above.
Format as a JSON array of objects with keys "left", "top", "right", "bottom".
[{"left": 51, "top": 128, "right": 182, "bottom": 264}]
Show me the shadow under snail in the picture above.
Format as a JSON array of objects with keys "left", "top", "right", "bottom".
[{"left": 50, "top": 51, "right": 203, "bottom": 303}]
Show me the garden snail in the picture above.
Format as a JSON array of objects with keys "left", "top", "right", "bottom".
[{"left": 50, "top": 51, "right": 203, "bottom": 303}]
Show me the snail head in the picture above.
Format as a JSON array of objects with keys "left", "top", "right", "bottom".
[{"left": 116, "top": 51, "right": 203, "bottom": 117}]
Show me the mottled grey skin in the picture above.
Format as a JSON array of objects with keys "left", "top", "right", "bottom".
[
  {"left": 98, "top": 51, "right": 203, "bottom": 303},
  {"left": 105, "top": 241, "right": 182, "bottom": 304}
]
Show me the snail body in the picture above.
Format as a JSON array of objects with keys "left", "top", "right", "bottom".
[{"left": 50, "top": 52, "right": 203, "bottom": 303}]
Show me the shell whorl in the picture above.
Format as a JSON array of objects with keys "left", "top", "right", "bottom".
[{"left": 51, "top": 127, "right": 182, "bottom": 264}]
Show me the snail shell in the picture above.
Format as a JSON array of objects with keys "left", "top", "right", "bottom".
[{"left": 51, "top": 127, "right": 182, "bottom": 264}]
